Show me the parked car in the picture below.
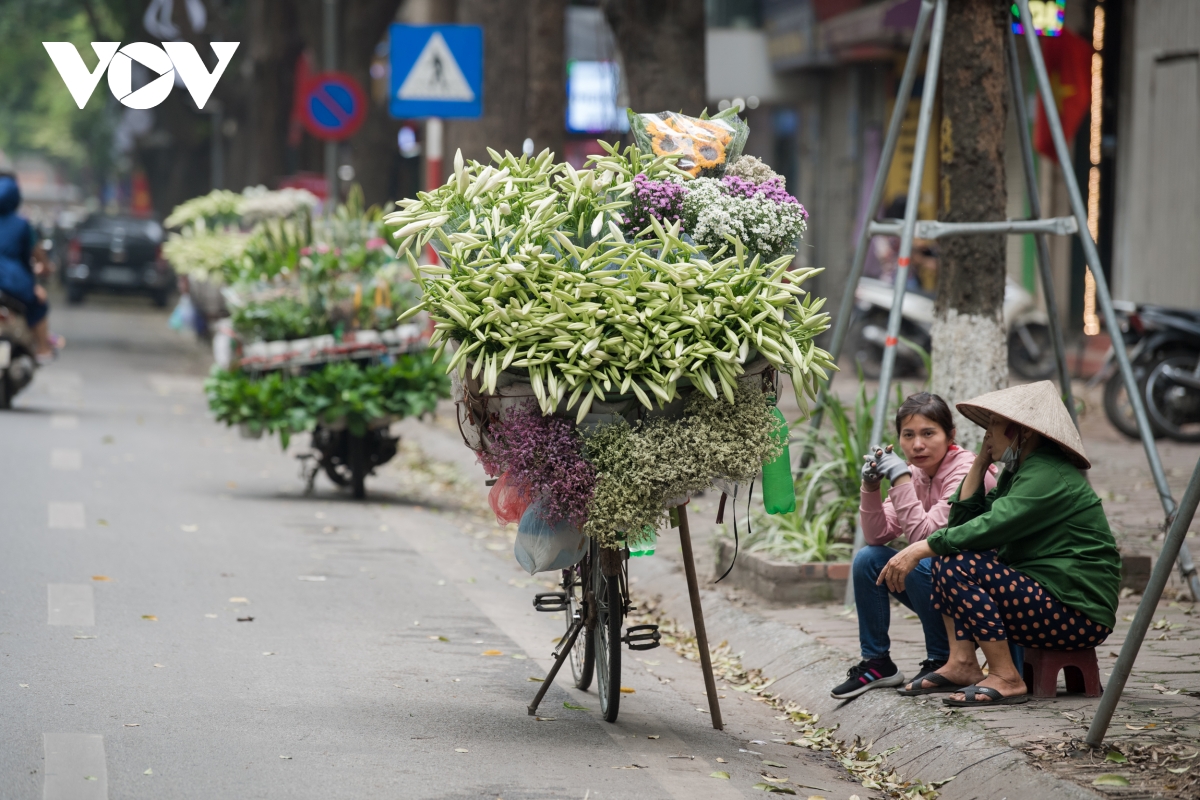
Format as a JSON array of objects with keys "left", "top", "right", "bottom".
[{"left": 65, "top": 215, "right": 174, "bottom": 306}]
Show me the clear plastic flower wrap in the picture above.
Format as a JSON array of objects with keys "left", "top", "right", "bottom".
[{"left": 627, "top": 108, "right": 749, "bottom": 178}]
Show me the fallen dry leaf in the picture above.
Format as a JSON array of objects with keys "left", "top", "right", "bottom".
[
  {"left": 454, "top": 748, "right": 468, "bottom": 753},
  {"left": 620, "top": 687, "right": 636, "bottom": 694},
  {"left": 141, "top": 615, "right": 157, "bottom": 621},
  {"left": 96, "top": 520, "right": 108, "bottom": 527},
  {"left": 710, "top": 771, "right": 730, "bottom": 779},
  {"left": 262, "top": 652, "right": 275, "bottom": 656},
  {"left": 153, "top": 664, "right": 164, "bottom": 668},
  {"left": 143, "top": 768, "right": 152, "bottom": 775},
  {"left": 19, "top": 684, "right": 28, "bottom": 688},
  {"left": 92, "top": 576, "right": 110, "bottom": 582},
  {"left": 647, "top": 735, "right": 660, "bottom": 740},
  {"left": 481, "top": 650, "right": 503, "bottom": 656},
  {"left": 279, "top": 755, "right": 291, "bottom": 760},
  {"left": 534, "top": 716, "right": 556, "bottom": 721},
  {"left": 527, "top": 676, "right": 544, "bottom": 682},
  {"left": 124, "top": 723, "right": 139, "bottom": 727},
  {"left": 716, "top": 757, "right": 727, "bottom": 763},
  {"left": 229, "top": 597, "right": 249, "bottom": 604}
]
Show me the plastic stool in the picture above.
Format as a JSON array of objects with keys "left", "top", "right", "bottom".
[{"left": 1021, "top": 647, "right": 1103, "bottom": 698}]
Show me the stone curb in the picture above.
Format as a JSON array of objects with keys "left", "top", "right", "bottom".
[{"left": 635, "top": 554, "right": 1102, "bottom": 800}]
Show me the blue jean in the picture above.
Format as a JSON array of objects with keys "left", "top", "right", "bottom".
[{"left": 853, "top": 544, "right": 949, "bottom": 662}]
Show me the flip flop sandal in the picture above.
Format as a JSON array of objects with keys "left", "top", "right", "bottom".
[
  {"left": 897, "top": 672, "right": 966, "bottom": 696},
  {"left": 942, "top": 685, "right": 1030, "bottom": 707}
]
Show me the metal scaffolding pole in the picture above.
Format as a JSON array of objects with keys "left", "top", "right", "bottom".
[
  {"left": 798, "top": 0, "right": 935, "bottom": 469},
  {"left": 1004, "top": 25, "right": 1078, "bottom": 430},
  {"left": 842, "top": 0, "right": 948, "bottom": 605},
  {"left": 1016, "top": 0, "right": 1199, "bottom": 601},
  {"left": 1086, "top": 456, "right": 1200, "bottom": 745}
]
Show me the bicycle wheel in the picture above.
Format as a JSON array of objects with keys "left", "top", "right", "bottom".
[
  {"left": 564, "top": 564, "right": 594, "bottom": 690},
  {"left": 591, "top": 541, "right": 624, "bottom": 723}
]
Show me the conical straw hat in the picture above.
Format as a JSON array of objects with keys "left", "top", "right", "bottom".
[{"left": 956, "top": 380, "right": 1089, "bottom": 469}]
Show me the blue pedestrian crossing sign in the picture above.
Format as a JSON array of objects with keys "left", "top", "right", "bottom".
[{"left": 389, "top": 24, "right": 483, "bottom": 119}]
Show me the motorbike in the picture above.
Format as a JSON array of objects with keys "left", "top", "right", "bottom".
[
  {"left": 850, "top": 276, "right": 1057, "bottom": 380},
  {"left": 303, "top": 423, "right": 400, "bottom": 499},
  {"left": 1094, "top": 302, "right": 1200, "bottom": 441},
  {"left": 0, "top": 290, "right": 38, "bottom": 409}
]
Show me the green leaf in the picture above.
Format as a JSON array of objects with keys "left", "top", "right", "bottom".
[
  {"left": 750, "top": 784, "right": 796, "bottom": 794},
  {"left": 761, "top": 760, "right": 788, "bottom": 768},
  {"left": 709, "top": 771, "right": 730, "bottom": 779},
  {"left": 1092, "top": 774, "right": 1130, "bottom": 786},
  {"left": 1105, "top": 751, "right": 1128, "bottom": 764},
  {"left": 563, "top": 701, "right": 589, "bottom": 711}
]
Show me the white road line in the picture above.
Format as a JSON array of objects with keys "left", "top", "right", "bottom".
[
  {"left": 48, "top": 503, "right": 85, "bottom": 530},
  {"left": 48, "top": 585, "right": 95, "bottom": 627},
  {"left": 43, "top": 733, "right": 107, "bottom": 800},
  {"left": 50, "top": 415, "right": 79, "bottom": 429},
  {"left": 51, "top": 450, "right": 83, "bottom": 471}
]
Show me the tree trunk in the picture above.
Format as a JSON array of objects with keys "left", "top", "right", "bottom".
[
  {"left": 931, "top": 0, "right": 1009, "bottom": 448},
  {"left": 242, "top": 0, "right": 307, "bottom": 189},
  {"left": 342, "top": 0, "right": 407, "bottom": 208},
  {"left": 600, "top": 0, "right": 706, "bottom": 116},
  {"left": 445, "top": 0, "right": 529, "bottom": 164},
  {"left": 525, "top": 0, "right": 566, "bottom": 158}
]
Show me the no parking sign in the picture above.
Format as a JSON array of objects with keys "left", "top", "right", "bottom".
[{"left": 301, "top": 72, "right": 367, "bottom": 141}]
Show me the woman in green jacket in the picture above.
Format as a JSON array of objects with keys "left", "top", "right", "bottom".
[{"left": 875, "top": 381, "right": 1121, "bottom": 706}]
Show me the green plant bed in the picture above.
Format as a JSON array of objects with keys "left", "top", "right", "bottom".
[{"left": 205, "top": 352, "right": 450, "bottom": 447}]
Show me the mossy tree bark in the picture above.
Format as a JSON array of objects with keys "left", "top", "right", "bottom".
[{"left": 931, "top": 0, "right": 1010, "bottom": 448}]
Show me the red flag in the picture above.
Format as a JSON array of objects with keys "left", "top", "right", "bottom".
[{"left": 1034, "top": 28, "right": 1093, "bottom": 161}]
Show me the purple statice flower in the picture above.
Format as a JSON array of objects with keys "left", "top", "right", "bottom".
[
  {"left": 479, "top": 402, "right": 596, "bottom": 528},
  {"left": 621, "top": 173, "right": 689, "bottom": 235},
  {"left": 721, "top": 175, "right": 806, "bottom": 217}
]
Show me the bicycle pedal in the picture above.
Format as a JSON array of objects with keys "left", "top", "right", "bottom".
[
  {"left": 622, "top": 624, "right": 661, "bottom": 650},
  {"left": 533, "top": 592, "right": 569, "bottom": 613}
]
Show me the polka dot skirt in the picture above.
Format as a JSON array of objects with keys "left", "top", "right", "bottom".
[{"left": 930, "top": 550, "right": 1111, "bottom": 650}]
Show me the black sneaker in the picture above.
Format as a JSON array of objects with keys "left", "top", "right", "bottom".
[{"left": 830, "top": 657, "right": 904, "bottom": 699}]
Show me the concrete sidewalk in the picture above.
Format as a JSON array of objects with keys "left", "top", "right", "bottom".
[{"left": 397, "top": 390, "right": 1200, "bottom": 799}]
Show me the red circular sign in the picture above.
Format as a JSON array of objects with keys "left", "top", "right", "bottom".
[{"left": 301, "top": 72, "right": 367, "bottom": 141}]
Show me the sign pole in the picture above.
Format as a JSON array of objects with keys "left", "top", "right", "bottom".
[
  {"left": 425, "top": 117, "right": 443, "bottom": 263},
  {"left": 323, "top": 0, "right": 338, "bottom": 206}
]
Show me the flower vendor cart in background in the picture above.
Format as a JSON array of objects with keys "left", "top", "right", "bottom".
[
  {"left": 385, "top": 108, "right": 832, "bottom": 724},
  {"left": 165, "top": 186, "right": 449, "bottom": 498}
]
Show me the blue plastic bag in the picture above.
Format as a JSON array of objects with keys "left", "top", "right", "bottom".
[{"left": 514, "top": 499, "right": 588, "bottom": 575}]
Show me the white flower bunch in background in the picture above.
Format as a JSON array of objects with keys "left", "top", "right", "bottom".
[
  {"left": 682, "top": 175, "right": 808, "bottom": 263},
  {"left": 240, "top": 186, "right": 319, "bottom": 225}
]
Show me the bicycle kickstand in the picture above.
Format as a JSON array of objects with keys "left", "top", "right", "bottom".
[{"left": 527, "top": 618, "right": 585, "bottom": 716}]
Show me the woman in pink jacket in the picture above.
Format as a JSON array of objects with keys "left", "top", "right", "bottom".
[{"left": 831, "top": 393, "right": 997, "bottom": 699}]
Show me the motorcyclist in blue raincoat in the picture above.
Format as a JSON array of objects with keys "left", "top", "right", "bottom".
[{"left": 0, "top": 173, "right": 56, "bottom": 358}]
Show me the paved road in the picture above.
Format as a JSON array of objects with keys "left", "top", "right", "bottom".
[{"left": 2, "top": 298, "right": 852, "bottom": 799}]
